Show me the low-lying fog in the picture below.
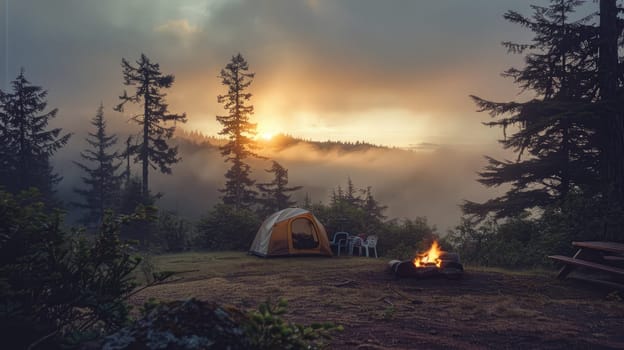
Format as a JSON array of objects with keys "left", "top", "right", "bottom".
[{"left": 56, "top": 133, "right": 508, "bottom": 232}]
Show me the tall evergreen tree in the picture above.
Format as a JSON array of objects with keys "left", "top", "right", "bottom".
[
  {"left": 598, "top": 0, "right": 624, "bottom": 204},
  {"left": 0, "top": 69, "right": 70, "bottom": 201},
  {"left": 121, "top": 135, "right": 134, "bottom": 185},
  {"left": 362, "top": 186, "right": 388, "bottom": 230},
  {"left": 330, "top": 185, "right": 345, "bottom": 207},
  {"left": 115, "top": 54, "right": 187, "bottom": 198},
  {"left": 345, "top": 176, "right": 363, "bottom": 207},
  {"left": 73, "top": 104, "right": 123, "bottom": 224},
  {"left": 256, "top": 161, "right": 302, "bottom": 215},
  {"left": 302, "top": 192, "right": 312, "bottom": 210},
  {"left": 463, "top": 0, "right": 601, "bottom": 220},
  {"left": 216, "top": 53, "right": 261, "bottom": 209}
]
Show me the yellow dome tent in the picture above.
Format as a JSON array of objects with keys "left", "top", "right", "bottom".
[{"left": 249, "top": 208, "right": 333, "bottom": 257}]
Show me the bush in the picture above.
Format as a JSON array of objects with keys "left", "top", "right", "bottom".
[
  {"left": 103, "top": 298, "right": 340, "bottom": 350},
  {"left": 155, "top": 210, "right": 193, "bottom": 252},
  {"left": 313, "top": 202, "right": 367, "bottom": 235},
  {"left": 449, "top": 190, "right": 624, "bottom": 269},
  {"left": 448, "top": 215, "right": 549, "bottom": 268},
  {"left": 118, "top": 177, "right": 158, "bottom": 247},
  {"left": 540, "top": 190, "right": 624, "bottom": 246},
  {"left": 246, "top": 298, "right": 340, "bottom": 350},
  {"left": 378, "top": 217, "right": 438, "bottom": 259},
  {"left": 103, "top": 299, "right": 250, "bottom": 349},
  {"left": 446, "top": 218, "right": 495, "bottom": 266},
  {"left": 0, "top": 189, "right": 141, "bottom": 348},
  {"left": 197, "top": 204, "right": 261, "bottom": 250}
]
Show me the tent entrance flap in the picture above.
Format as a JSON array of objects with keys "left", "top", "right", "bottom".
[{"left": 290, "top": 217, "right": 320, "bottom": 250}]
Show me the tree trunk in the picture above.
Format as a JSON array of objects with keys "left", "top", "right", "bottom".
[
  {"left": 142, "top": 93, "right": 149, "bottom": 199},
  {"left": 600, "top": 0, "right": 624, "bottom": 203},
  {"left": 126, "top": 136, "right": 131, "bottom": 184}
]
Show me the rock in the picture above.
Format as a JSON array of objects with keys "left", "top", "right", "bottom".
[{"left": 102, "top": 299, "right": 250, "bottom": 349}]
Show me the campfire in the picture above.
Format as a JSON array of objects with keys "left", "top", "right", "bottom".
[
  {"left": 413, "top": 240, "right": 442, "bottom": 268},
  {"left": 389, "top": 241, "right": 464, "bottom": 279}
]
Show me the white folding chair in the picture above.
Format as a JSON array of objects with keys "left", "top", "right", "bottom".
[{"left": 361, "top": 235, "right": 378, "bottom": 258}]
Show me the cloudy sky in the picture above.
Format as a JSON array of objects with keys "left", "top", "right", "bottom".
[{"left": 0, "top": 0, "right": 557, "bottom": 148}]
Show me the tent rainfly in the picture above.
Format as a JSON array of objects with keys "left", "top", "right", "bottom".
[{"left": 249, "top": 208, "right": 333, "bottom": 257}]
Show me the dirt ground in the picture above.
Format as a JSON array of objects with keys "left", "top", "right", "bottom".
[{"left": 132, "top": 252, "right": 624, "bottom": 349}]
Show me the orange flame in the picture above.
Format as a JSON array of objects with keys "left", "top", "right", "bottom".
[{"left": 413, "top": 241, "right": 442, "bottom": 268}]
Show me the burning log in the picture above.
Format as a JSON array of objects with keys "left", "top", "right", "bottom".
[{"left": 389, "top": 241, "right": 464, "bottom": 279}]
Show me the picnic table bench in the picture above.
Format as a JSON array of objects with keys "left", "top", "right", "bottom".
[{"left": 548, "top": 241, "right": 624, "bottom": 289}]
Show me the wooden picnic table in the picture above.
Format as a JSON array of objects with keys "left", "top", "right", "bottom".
[{"left": 548, "top": 241, "right": 624, "bottom": 289}]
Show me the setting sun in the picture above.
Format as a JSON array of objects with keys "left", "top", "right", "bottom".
[{"left": 259, "top": 132, "right": 275, "bottom": 141}]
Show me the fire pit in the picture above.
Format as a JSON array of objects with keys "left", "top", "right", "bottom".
[{"left": 389, "top": 241, "right": 464, "bottom": 279}]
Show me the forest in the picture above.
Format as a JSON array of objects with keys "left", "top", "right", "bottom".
[{"left": 1, "top": 0, "right": 624, "bottom": 349}]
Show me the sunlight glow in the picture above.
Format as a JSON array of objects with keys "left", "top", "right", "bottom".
[
  {"left": 255, "top": 116, "right": 281, "bottom": 141},
  {"left": 260, "top": 131, "right": 275, "bottom": 140}
]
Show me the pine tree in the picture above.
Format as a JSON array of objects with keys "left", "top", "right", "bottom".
[
  {"left": 362, "top": 186, "right": 387, "bottom": 231},
  {"left": 302, "top": 192, "right": 312, "bottom": 210},
  {"left": 115, "top": 54, "right": 187, "bottom": 198},
  {"left": 73, "top": 104, "right": 123, "bottom": 224},
  {"left": 330, "top": 185, "right": 345, "bottom": 207},
  {"left": 463, "top": 0, "right": 600, "bottom": 220},
  {"left": 216, "top": 53, "right": 261, "bottom": 209},
  {"left": 117, "top": 175, "right": 157, "bottom": 245},
  {"left": 345, "top": 176, "right": 363, "bottom": 206},
  {"left": 121, "top": 135, "right": 133, "bottom": 185},
  {"left": 0, "top": 69, "right": 70, "bottom": 201},
  {"left": 256, "top": 161, "right": 302, "bottom": 215},
  {"left": 598, "top": 0, "right": 624, "bottom": 204}
]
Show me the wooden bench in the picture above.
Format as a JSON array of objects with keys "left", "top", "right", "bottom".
[
  {"left": 548, "top": 241, "right": 624, "bottom": 289},
  {"left": 548, "top": 255, "right": 624, "bottom": 276},
  {"left": 572, "top": 241, "right": 624, "bottom": 254}
]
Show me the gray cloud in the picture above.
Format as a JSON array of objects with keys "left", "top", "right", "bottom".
[
  {"left": 2, "top": 0, "right": 544, "bottom": 144},
  {"left": 3, "top": 0, "right": 558, "bottom": 227}
]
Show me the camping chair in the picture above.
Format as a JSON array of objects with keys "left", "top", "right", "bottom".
[
  {"left": 330, "top": 232, "right": 349, "bottom": 256},
  {"left": 348, "top": 236, "right": 364, "bottom": 256},
  {"left": 361, "top": 235, "right": 378, "bottom": 258}
]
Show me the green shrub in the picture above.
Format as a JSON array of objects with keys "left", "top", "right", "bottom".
[
  {"left": 0, "top": 189, "right": 141, "bottom": 348},
  {"left": 378, "top": 217, "right": 438, "bottom": 259},
  {"left": 118, "top": 177, "right": 158, "bottom": 247},
  {"left": 246, "top": 298, "right": 341, "bottom": 350},
  {"left": 449, "top": 190, "right": 624, "bottom": 269},
  {"left": 313, "top": 202, "right": 367, "bottom": 235},
  {"left": 103, "top": 298, "right": 341, "bottom": 350},
  {"left": 197, "top": 204, "right": 261, "bottom": 250},
  {"left": 103, "top": 299, "right": 250, "bottom": 349},
  {"left": 155, "top": 210, "right": 193, "bottom": 252},
  {"left": 448, "top": 216, "right": 547, "bottom": 268},
  {"left": 540, "top": 190, "right": 624, "bottom": 246}
]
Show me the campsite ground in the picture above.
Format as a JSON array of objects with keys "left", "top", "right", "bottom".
[{"left": 132, "top": 252, "right": 624, "bottom": 349}]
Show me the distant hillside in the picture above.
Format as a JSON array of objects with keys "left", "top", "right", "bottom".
[
  {"left": 145, "top": 131, "right": 504, "bottom": 231},
  {"left": 58, "top": 129, "right": 504, "bottom": 231},
  {"left": 176, "top": 130, "right": 391, "bottom": 154}
]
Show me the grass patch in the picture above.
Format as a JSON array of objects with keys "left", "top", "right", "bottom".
[
  {"left": 128, "top": 251, "right": 624, "bottom": 350},
  {"left": 465, "top": 264, "right": 554, "bottom": 277}
]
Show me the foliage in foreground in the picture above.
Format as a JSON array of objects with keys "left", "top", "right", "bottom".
[
  {"left": 246, "top": 298, "right": 340, "bottom": 350},
  {"left": 0, "top": 189, "right": 141, "bottom": 349},
  {"left": 103, "top": 298, "right": 340, "bottom": 350}
]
